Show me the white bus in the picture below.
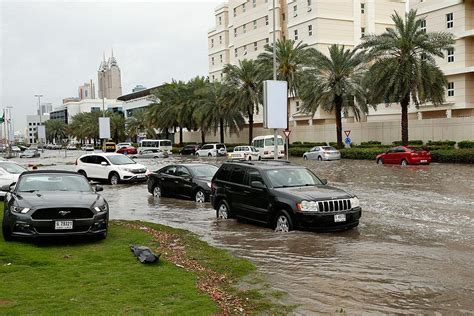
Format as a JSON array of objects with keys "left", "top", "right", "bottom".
[
  {"left": 251, "top": 135, "right": 284, "bottom": 159},
  {"left": 138, "top": 139, "right": 173, "bottom": 154}
]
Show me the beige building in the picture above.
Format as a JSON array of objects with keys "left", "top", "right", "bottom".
[
  {"left": 98, "top": 52, "right": 123, "bottom": 99},
  {"left": 78, "top": 80, "right": 96, "bottom": 100}
]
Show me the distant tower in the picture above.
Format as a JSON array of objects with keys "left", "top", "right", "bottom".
[{"left": 98, "top": 50, "right": 122, "bottom": 99}]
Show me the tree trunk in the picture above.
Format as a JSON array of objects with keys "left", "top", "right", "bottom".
[
  {"left": 179, "top": 127, "right": 183, "bottom": 146},
  {"left": 201, "top": 130, "right": 206, "bottom": 144},
  {"left": 401, "top": 95, "right": 410, "bottom": 146},
  {"left": 219, "top": 119, "right": 224, "bottom": 143},
  {"left": 248, "top": 112, "right": 254, "bottom": 145},
  {"left": 335, "top": 97, "right": 343, "bottom": 149},
  {"left": 287, "top": 96, "right": 291, "bottom": 144}
]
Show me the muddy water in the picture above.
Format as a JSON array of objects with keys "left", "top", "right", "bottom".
[{"left": 11, "top": 151, "right": 474, "bottom": 314}]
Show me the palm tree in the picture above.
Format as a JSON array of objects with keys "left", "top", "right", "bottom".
[
  {"left": 107, "top": 112, "right": 125, "bottom": 143},
  {"left": 258, "top": 39, "right": 314, "bottom": 131},
  {"left": 223, "top": 59, "right": 263, "bottom": 144},
  {"left": 359, "top": 9, "right": 454, "bottom": 145},
  {"left": 45, "top": 119, "right": 68, "bottom": 144},
  {"left": 299, "top": 44, "right": 369, "bottom": 148},
  {"left": 125, "top": 109, "right": 153, "bottom": 142}
]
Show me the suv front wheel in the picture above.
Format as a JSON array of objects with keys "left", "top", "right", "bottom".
[
  {"left": 216, "top": 200, "right": 232, "bottom": 219},
  {"left": 274, "top": 210, "right": 293, "bottom": 233}
]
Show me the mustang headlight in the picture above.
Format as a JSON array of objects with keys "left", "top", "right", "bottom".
[
  {"left": 297, "top": 200, "right": 319, "bottom": 212},
  {"left": 94, "top": 204, "right": 109, "bottom": 213},
  {"left": 350, "top": 197, "right": 360, "bottom": 208},
  {"left": 11, "top": 206, "right": 30, "bottom": 214}
]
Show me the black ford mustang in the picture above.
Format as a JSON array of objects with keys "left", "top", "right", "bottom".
[{"left": 1, "top": 170, "right": 109, "bottom": 241}]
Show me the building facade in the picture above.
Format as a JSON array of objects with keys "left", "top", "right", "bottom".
[
  {"left": 26, "top": 115, "right": 49, "bottom": 144},
  {"left": 50, "top": 99, "right": 124, "bottom": 125},
  {"left": 37, "top": 103, "right": 53, "bottom": 116},
  {"left": 98, "top": 52, "right": 123, "bottom": 99},
  {"left": 78, "top": 80, "right": 96, "bottom": 100}
]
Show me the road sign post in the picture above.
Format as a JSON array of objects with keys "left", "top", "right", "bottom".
[{"left": 283, "top": 129, "right": 291, "bottom": 160}]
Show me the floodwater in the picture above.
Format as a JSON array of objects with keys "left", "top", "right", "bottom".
[{"left": 10, "top": 150, "right": 474, "bottom": 314}]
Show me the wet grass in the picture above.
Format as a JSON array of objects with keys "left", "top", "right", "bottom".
[{"left": 0, "top": 206, "right": 291, "bottom": 314}]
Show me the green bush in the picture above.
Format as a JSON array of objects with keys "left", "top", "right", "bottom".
[
  {"left": 290, "top": 142, "right": 326, "bottom": 148},
  {"left": 457, "top": 140, "right": 474, "bottom": 149},
  {"left": 329, "top": 142, "right": 338, "bottom": 147},
  {"left": 339, "top": 148, "right": 386, "bottom": 160},
  {"left": 430, "top": 149, "right": 474, "bottom": 164},
  {"left": 292, "top": 141, "right": 302, "bottom": 145},
  {"left": 289, "top": 147, "right": 312, "bottom": 157},
  {"left": 392, "top": 140, "right": 424, "bottom": 146}
]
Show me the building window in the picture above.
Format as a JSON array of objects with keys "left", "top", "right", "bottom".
[
  {"left": 234, "top": 28, "right": 237, "bottom": 37},
  {"left": 266, "top": 38, "right": 269, "bottom": 44},
  {"left": 307, "top": 0, "right": 312, "bottom": 11},
  {"left": 294, "top": 29, "right": 298, "bottom": 40},
  {"left": 235, "top": 49, "right": 238, "bottom": 57},
  {"left": 296, "top": 101, "right": 300, "bottom": 112},
  {"left": 308, "top": 25, "right": 312, "bottom": 36},
  {"left": 361, "top": 27, "right": 365, "bottom": 38},
  {"left": 219, "top": 35, "right": 222, "bottom": 44},
  {"left": 218, "top": 16, "right": 222, "bottom": 25},
  {"left": 447, "top": 82, "right": 454, "bottom": 97},
  {"left": 253, "top": 20, "right": 257, "bottom": 29},
  {"left": 293, "top": 5, "right": 297, "bottom": 17},
  {"left": 447, "top": 48, "right": 454, "bottom": 62},
  {"left": 233, "top": 8, "right": 237, "bottom": 17},
  {"left": 220, "top": 73, "right": 223, "bottom": 79},
  {"left": 211, "top": 57, "right": 215, "bottom": 65},
  {"left": 242, "top": 3, "right": 246, "bottom": 12},
  {"left": 420, "top": 19, "right": 426, "bottom": 32},
  {"left": 254, "top": 41, "right": 258, "bottom": 51},
  {"left": 220, "top": 54, "right": 223, "bottom": 63},
  {"left": 282, "top": 13, "right": 285, "bottom": 21},
  {"left": 446, "top": 13, "right": 453, "bottom": 28},
  {"left": 243, "top": 24, "right": 246, "bottom": 33},
  {"left": 265, "top": 16, "right": 269, "bottom": 25},
  {"left": 211, "top": 39, "right": 214, "bottom": 47},
  {"left": 253, "top": 0, "right": 256, "bottom": 8},
  {"left": 212, "top": 75, "right": 215, "bottom": 81},
  {"left": 361, "top": 3, "right": 365, "bottom": 14}
]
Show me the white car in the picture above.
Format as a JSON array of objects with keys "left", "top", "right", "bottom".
[
  {"left": 0, "top": 161, "right": 27, "bottom": 199},
  {"left": 303, "top": 146, "right": 341, "bottom": 161},
  {"left": 116, "top": 142, "right": 132, "bottom": 150},
  {"left": 228, "top": 146, "right": 261, "bottom": 161},
  {"left": 67, "top": 144, "right": 77, "bottom": 150},
  {"left": 75, "top": 153, "right": 148, "bottom": 185},
  {"left": 81, "top": 144, "right": 95, "bottom": 151},
  {"left": 195, "top": 143, "right": 227, "bottom": 157}
]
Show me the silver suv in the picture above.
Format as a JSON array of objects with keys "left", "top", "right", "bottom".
[{"left": 195, "top": 143, "right": 227, "bottom": 157}]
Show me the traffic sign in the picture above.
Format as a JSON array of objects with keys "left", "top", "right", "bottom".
[
  {"left": 283, "top": 130, "right": 291, "bottom": 138},
  {"left": 344, "top": 130, "right": 351, "bottom": 137},
  {"left": 345, "top": 137, "right": 351, "bottom": 145}
]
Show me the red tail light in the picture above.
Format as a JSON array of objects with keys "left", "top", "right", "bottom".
[{"left": 211, "top": 181, "right": 216, "bottom": 191}]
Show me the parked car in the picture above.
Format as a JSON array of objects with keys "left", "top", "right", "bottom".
[
  {"left": 116, "top": 142, "right": 132, "bottom": 150},
  {"left": 251, "top": 135, "right": 285, "bottom": 159},
  {"left": 10, "top": 146, "right": 21, "bottom": 153},
  {"left": 179, "top": 144, "right": 201, "bottom": 155},
  {"left": 131, "top": 149, "right": 168, "bottom": 159},
  {"left": 0, "top": 162, "right": 27, "bottom": 200},
  {"left": 52, "top": 144, "right": 63, "bottom": 150},
  {"left": 195, "top": 143, "right": 227, "bottom": 157},
  {"left": 102, "top": 142, "right": 116, "bottom": 152},
  {"left": 228, "top": 146, "right": 261, "bottom": 161},
  {"left": 17, "top": 145, "right": 28, "bottom": 152},
  {"left": 211, "top": 161, "right": 361, "bottom": 232},
  {"left": 303, "top": 146, "right": 341, "bottom": 161},
  {"left": 75, "top": 153, "right": 148, "bottom": 185},
  {"left": 1, "top": 170, "right": 109, "bottom": 241},
  {"left": 82, "top": 144, "right": 95, "bottom": 151},
  {"left": 376, "top": 146, "right": 432, "bottom": 165},
  {"left": 116, "top": 145, "right": 137, "bottom": 155},
  {"left": 147, "top": 163, "right": 218, "bottom": 202},
  {"left": 20, "top": 149, "right": 40, "bottom": 158},
  {"left": 67, "top": 144, "right": 77, "bottom": 150},
  {"left": 138, "top": 139, "right": 173, "bottom": 154}
]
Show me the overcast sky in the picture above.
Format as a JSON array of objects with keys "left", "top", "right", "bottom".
[{"left": 0, "top": 0, "right": 221, "bottom": 132}]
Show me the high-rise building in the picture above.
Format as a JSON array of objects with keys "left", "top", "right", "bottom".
[
  {"left": 78, "top": 80, "right": 96, "bottom": 100},
  {"left": 409, "top": 0, "right": 474, "bottom": 119},
  {"left": 98, "top": 51, "right": 123, "bottom": 99},
  {"left": 37, "top": 103, "right": 53, "bottom": 115}
]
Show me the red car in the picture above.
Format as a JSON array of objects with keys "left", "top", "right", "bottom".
[
  {"left": 376, "top": 146, "right": 431, "bottom": 165},
  {"left": 116, "top": 145, "right": 137, "bottom": 155}
]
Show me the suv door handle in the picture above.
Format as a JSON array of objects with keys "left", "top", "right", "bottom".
[
  {"left": 174, "top": 180, "right": 179, "bottom": 184},
  {"left": 243, "top": 190, "right": 250, "bottom": 194},
  {"left": 224, "top": 186, "right": 231, "bottom": 190}
]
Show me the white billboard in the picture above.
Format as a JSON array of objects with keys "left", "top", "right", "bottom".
[
  {"left": 37, "top": 125, "right": 46, "bottom": 140},
  {"left": 263, "top": 80, "right": 288, "bottom": 129},
  {"left": 99, "top": 117, "right": 111, "bottom": 139}
]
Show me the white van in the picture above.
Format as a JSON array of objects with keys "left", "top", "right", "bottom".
[
  {"left": 138, "top": 139, "right": 172, "bottom": 154},
  {"left": 251, "top": 135, "right": 284, "bottom": 159}
]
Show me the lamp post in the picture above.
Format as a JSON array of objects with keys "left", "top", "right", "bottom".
[
  {"left": 34, "top": 94, "right": 44, "bottom": 152},
  {"left": 6, "top": 106, "right": 13, "bottom": 158},
  {"left": 272, "top": 0, "right": 278, "bottom": 160}
]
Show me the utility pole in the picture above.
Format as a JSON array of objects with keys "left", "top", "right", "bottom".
[
  {"left": 6, "top": 106, "right": 13, "bottom": 158},
  {"left": 34, "top": 94, "right": 44, "bottom": 152},
  {"left": 272, "top": 0, "right": 278, "bottom": 160}
]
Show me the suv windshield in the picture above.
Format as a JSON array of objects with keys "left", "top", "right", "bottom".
[
  {"left": 190, "top": 165, "right": 218, "bottom": 177},
  {"left": 107, "top": 155, "right": 136, "bottom": 165},
  {"left": 17, "top": 174, "right": 92, "bottom": 192},
  {"left": 0, "top": 163, "right": 26, "bottom": 174},
  {"left": 264, "top": 168, "right": 323, "bottom": 188}
]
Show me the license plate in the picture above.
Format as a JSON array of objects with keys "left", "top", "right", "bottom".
[
  {"left": 55, "top": 221, "right": 73, "bottom": 230},
  {"left": 334, "top": 214, "right": 346, "bottom": 223},
  {"left": 136, "top": 174, "right": 146, "bottom": 178},
  {"left": 421, "top": 160, "right": 427, "bottom": 163}
]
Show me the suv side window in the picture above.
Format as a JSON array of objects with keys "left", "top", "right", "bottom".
[
  {"left": 176, "top": 166, "right": 190, "bottom": 177},
  {"left": 87, "top": 155, "right": 98, "bottom": 164},
  {"left": 97, "top": 156, "right": 108, "bottom": 165},
  {"left": 80, "top": 156, "right": 90, "bottom": 163},
  {"left": 163, "top": 166, "right": 176, "bottom": 175},
  {"left": 247, "top": 169, "right": 263, "bottom": 185},
  {"left": 202, "top": 145, "right": 212, "bottom": 150},
  {"left": 215, "top": 165, "right": 231, "bottom": 181},
  {"left": 229, "top": 167, "right": 246, "bottom": 185}
]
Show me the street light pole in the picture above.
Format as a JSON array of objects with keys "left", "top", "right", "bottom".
[
  {"left": 34, "top": 94, "right": 44, "bottom": 152},
  {"left": 6, "top": 106, "right": 13, "bottom": 158},
  {"left": 272, "top": 0, "right": 278, "bottom": 160}
]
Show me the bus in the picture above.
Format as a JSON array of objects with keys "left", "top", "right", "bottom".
[
  {"left": 251, "top": 135, "right": 284, "bottom": 159},
  {"left": 138, "top": 139, "right": 173, "bottom": 154}
]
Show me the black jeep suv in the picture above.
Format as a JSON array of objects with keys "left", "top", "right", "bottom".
[{"left": 210, "top": 161, "right": 361, "bottom": 232}]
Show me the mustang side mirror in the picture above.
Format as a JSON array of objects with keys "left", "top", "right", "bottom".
[
  {"left": 95, "top": 185, "right": 104, "bottom": 192},
  {"left": 250, "top": 181, "right": 266, "bottom": 189},
  {"left": 321, "top": 179, "right": 328, "bottom": 185},
  {"left": 101, "top": 161, "right": 108, "bottom": 166}
]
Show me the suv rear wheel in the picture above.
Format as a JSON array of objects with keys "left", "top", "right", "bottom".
[
  {"left": 216, "top": 200, "right": 231, "bottom": 219},
  {"left": 274, "top": 210, "right": 293, "bottom": 232},
  {"left": 109, "top": 172, "right": 120, "bottom": 185}
]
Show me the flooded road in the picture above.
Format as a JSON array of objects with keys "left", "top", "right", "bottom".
[{"left": 10, "top": 151, "right": 474, "bottom": 314}]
